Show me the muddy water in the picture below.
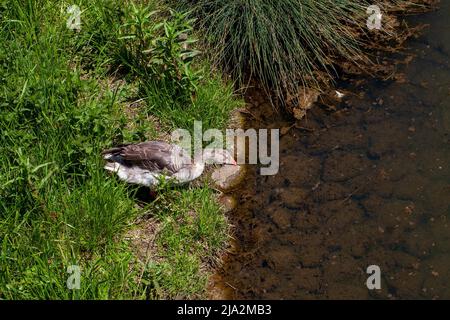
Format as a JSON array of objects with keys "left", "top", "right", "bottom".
[{"left": 211, "top": 3, "right": 450, "bottom": 299}]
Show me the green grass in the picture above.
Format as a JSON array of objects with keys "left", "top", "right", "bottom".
[
  {"left": 144, "top": 71, "right": 243, "bottom": 131},
  {"left": 140, "top": 185, "right": 227, "bottom": 299},
  {"left": 0, "top": 0, "right": 241, "bottom": 299}
]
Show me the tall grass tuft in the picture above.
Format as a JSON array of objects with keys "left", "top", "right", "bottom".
[{"left": 175, "top": 0, "right": 373, "bottom": 100}]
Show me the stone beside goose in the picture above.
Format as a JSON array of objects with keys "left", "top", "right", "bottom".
[{"left": 102, "top": 141, "right": 236, "bottom": 187}]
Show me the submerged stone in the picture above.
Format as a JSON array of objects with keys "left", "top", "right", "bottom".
[
  {"left": 278, "top": 187, "right": 308, "bottom": 209},
  {"left": 212, "top": 165, "right": 246, "bottom": 191},
  {"left": 218, "top": 195, "right": 237, "bottom": 213}
]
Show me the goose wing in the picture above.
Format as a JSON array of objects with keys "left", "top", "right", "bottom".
[{"left": 103, "top": 141, "right": 190, "bottom": 175}]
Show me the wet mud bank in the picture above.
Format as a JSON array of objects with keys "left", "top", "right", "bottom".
[{"left": 210, "top": 2, "right": 450, "bottom": 299}]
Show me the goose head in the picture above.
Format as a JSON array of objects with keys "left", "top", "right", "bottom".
[{"left": 178, "top": 149, "right": 236, "bottom": 183}]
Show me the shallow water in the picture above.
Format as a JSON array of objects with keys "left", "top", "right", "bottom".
[{"left": 210, "top": 3, "right": 450, "bottom": 299}]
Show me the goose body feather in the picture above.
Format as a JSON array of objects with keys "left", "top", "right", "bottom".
[{"left": 102, "top": 141, "right": 203, "bottom": 187}]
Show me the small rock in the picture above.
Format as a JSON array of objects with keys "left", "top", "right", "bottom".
[
  {"left": 279, "top": 187, "right": 308, "bottom": 209},
  {"left": 266, "top": 244, "right": 299, "bottom": 269},
  {"left": 293, "top": 108, "right": 308, "bottom": 120},
  {"left": 212, "top": 165, "right": 246, "bottom": 191},
  {"left": 268, "top": 207, "right": 291, "bottom": 229},
  {"left": 218, "top": 195, "right": 237, "bottom": 213},
  {"left": 291, "top": 268, "right": 321, "bottom": 291},
  {"left": 280, "top": 126, "right": 293, "bottom": 136},
  {"left": 276, "top": 154, "right": 322, "bottom": 188},
  {"left": 288, "top": 87, "right": 320, "bottom": 120},
  {"left": 312, "top": 182, "right": 350, "bottom": 201}
]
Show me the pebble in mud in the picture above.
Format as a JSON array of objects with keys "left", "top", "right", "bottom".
[
  {"left": 310, "top": 125, "right": 367, "bottom": 152},
  {"left": 323, "top": 225, "right": 372, "bottom": 258},
  {"left": 318, "top": 200, "right": 363, "bottom": 229},
  {"left": 265, "top": 244, "right": 301, "bottom": 270},
  {"left": 348, "top": 171, "right": 394, "bottom": 198},
  {"left": 312, "top": 182, "right": 351, "bottom": 201},
  {"left": 361, "top": 196, "right": 422, "bottom": 230},
  {"left": 387, "top": 251, "right": 422, "bottom": 271},
  {"left": 391, "top": 174, "right": 428, "bottom": 201},
  {"left": 322, "top": 151, "right": 371, "bottom": 182},
  {"left": 277, "top": 187, "right": 309, "bottom": 209},
  {"left": 422, "top": 180, "right": 450, "bottom": 215},
  {"left": 218, "top": 195, "right": 237, "bottom": 213},
  {"left": 290, "top": 268, "right": 321, "bottom": 292},
  {"left": 401, "top": 229, "right": 435, "bottom": 258},
  {"left": 266, "top": 205, "right": 292, "bottom": 229},
  {"left": 439, "top": 100, "right": 450, "bottom": 135},
  {"left": 428, "top": 222, "right": 450, "bottom": 251},
  {"left": 274, "top": 154, "right": 322, "bottom": 187},
  {"left": 322, "top": 253, "right": 362, "bottom": 281},
  {"left": 421, "top": 256, "right": 450, "bottom": 299},
  {"left": 292, "top": 211, "right": 321, "bottom": 230},
  {"left": 297, "top": 234, "right": 326, "bottom": 267},
  {"left": 326, "top": 283, "right": 370, "bottom": 300},
  {"left": 278, "top": 133, "right": 300, "bottom": 151},
  {"left": 211, "top": 165, "right": 246, "bottom": 191},
  {"left": 366, "top": 120, "right": 411, "bottom": 158},
  {"left": 381, "top": 156, "right": 420, "bottom": 181},
  {"left": 385, "top": 270, "right": 425, "bottom": 299}
]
